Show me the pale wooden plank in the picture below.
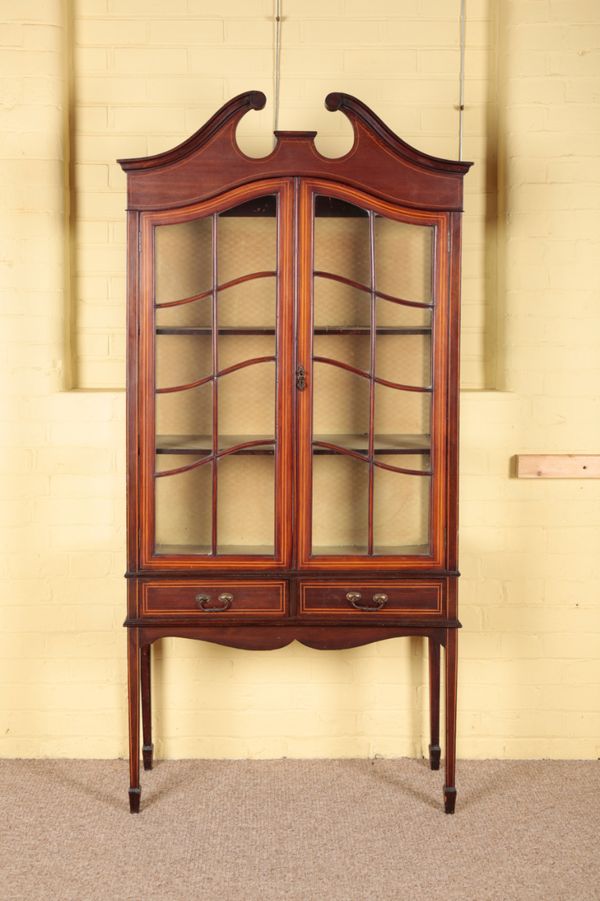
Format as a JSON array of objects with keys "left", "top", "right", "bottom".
[{"left": 515, "top": 454, "right": 600, "bottom": 479}]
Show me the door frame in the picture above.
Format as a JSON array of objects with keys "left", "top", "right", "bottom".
[
  {"left": 137, "top": 177, "right": 295, "bottom": 571},
  {"left": 295, "top": 178, "right": 450, "bottom": 571}
]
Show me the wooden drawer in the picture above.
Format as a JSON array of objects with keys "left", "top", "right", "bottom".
[
  {"left": 141, "top": 580, "right": 287, "bottom": 617},
  {"left": 299, "top": 580, "right": 443, "bottom": 617}
]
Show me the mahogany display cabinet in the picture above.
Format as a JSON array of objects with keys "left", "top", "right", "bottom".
[{"left": 119, "top": 92, "right": 472, "bottom": 814}]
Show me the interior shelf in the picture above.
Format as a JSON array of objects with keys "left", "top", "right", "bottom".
[
  {"left": 156, "top": 326, "right": 276, "bottom": 336},
  {"left": 314, "top": 434, "right": 431, "bottom": 454},
  {"left": 156, "top": 435, "right": 275, "bottom": 455},
  {"left": 315, "top": 327, "right": 430, "bottom": 335},
  {"left": 153, "top": 543, "right": 429, "bottom": 558},
  {"left": 311, "top": 544, "right": 431, "bottom": 557},
  {"left": 154, "top": 544, "right": 275, "bottom": 556},
  {"left": 156, "top": 326, "right": 431, "bottom": 336},
  {"left": 156, "top": 433, "right": 431, "bottom": 455}
]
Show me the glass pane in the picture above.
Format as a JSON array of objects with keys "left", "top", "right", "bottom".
[
  {"left": 374, "top": 217, "right": 433, "bottom": 304},
  {"left": 155, "top": 217, "right": 212, "bottom": 328},
  {"left": 314, "top": 197, "right": 369, "bottom": 329},
  {"left": 374, "top": 383, "right": 431, "bottom": 439},
  {"left": 373, "top": 455, "right": 431, "bottom": 554},
  {"left": 375, "top": 330, "right": 431, "bottom": 390},
  {"left": 155, "top": 334, "right": 211, "bottom": 392},
  {"left": 153, "top": 195, "right": 278, "bottom": 558},
  {"left": 375, "top": 295, "right": 431, "bottom": 333},
  {"left": 156, "top": 383, "right": 213, "bottom": 446},
  {"left": 312, "top": 454, "right": 369, "bottom": 555},
  {"left": 218, "top": 333, "right": 275, "bottom": 372},
  {"left": 218, "top": 203, "right": 276, "bottom": 281},
  {"left": 155, "top": 457, "right": 212, "bottom": 555},
  {"left": 218, "top": 360, "right": 275, "bottom": 437},
  {"left": 314, "top": 279, "right": 369, "bottom": 330},
  {"left": 313, "top": 334, "right": 371, "bottom": 376},
  {"left": 374, "top": 218, "right": 433, "bottom": 330},
  {"left": 312, "top": 358, "right": 369, "bottom": 452},
  {"left": 217, "top": 204, "right": 276, "bottom": 329},
  {"left": 217, "top": 454, "right": 275, "bottom": 554},
  {"left": 215, "top": 197, "right": 277, "bottom": 554},
  {"left": 375, "top": 295, "right": 432, "bottom": 330},
  {"left": 217, "top": 276, "right": 276, "bottom": 330}
]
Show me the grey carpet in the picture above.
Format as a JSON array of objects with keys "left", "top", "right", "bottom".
[{"left": 1, "top": 759, "right": 599, "bottom": 901}]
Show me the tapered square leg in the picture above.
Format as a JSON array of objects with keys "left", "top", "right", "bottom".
[
  {"left": 443, "top": 786, "right": 457, "bottom": 815},
  {"left": 428, "top": 636, "right": 441, "bottom": 770},
  {"left": 141, "top": 643, "right": 154, "bottom": 771},
  {"left": 127, "top": 628, "right": 141, "bottom": 813},
  {"left": 444, "top": 628, "right": 458, "bottom": 814},
  {"left": 129, "top": 786, "right": 141, "bottom": 814},
  {"left": 142, "top": 747, "right": 154, "bottom": 770},
  {"left": 429, "top": 746, "right": 441, "bottom": 770}
]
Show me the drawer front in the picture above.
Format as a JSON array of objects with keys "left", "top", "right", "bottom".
[
  {"left": 141, "top": 580, "right": 287, "bottom": 617},
  {"left": 299, "top": 580, "right": 443, "bottom": 617}
]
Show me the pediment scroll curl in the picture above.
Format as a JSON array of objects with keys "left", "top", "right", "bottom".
[{"left": 119, "top": 91, "right": 472, "bottom": 212}]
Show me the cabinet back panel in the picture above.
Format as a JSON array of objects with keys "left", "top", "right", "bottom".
[
  {"left": 155, "top": 459, "right": 212, "bottom": 552},
  {"left": 218, "top": 362, "right": 275, "bottom": 436},
  {"left": 155, "top": 217, "right": 212, "bottom": 323},
  {"left": 373, "top": 455, "right": 431, "bottom": 552},
  {"left": 156, "top": 384, "right": 213, "bottom": 438},
  {"left": 217, "top": 455, "right": 275, "bottom": 553},
  {"left": 374, "top": 218, "right": 433, "bottom": 305},
  {"left": 312, "top": 455, "right": 369, "bottom": 554}
]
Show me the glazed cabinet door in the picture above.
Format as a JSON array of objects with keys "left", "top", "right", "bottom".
[
  {"left": 297, "top": 180, "right": 450, "bottom": 570},
  {"left": 138, "top": 179, "right": 293, "bottom": 569}
]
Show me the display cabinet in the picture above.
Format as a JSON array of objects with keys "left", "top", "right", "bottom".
[{"left": 119, "top": 92, "right": 471, "bottom": 814}]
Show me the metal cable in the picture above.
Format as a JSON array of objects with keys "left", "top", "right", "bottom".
[
  {"left": 458, "top": 0, "right": 466, "bottom": 160},
  {"left": 274, "top": 0, "right": 282, "bottom": 140}
]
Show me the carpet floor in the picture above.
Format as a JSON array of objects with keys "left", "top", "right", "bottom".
[{"left": 1, "top": 758, "right": 598, "bottom": 901}]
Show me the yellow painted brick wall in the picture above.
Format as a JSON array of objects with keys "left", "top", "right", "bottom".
[
  {"left": 0, "top": 0, "right": 599, "bottom": 760},
  {"left": 72, "top": 0, "right": 494, "bottom": 389}
]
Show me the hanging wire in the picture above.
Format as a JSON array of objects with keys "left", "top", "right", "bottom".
[
  {"left": 274, "top": 0, "right": 282, "bottom": 140},
  {"left": 458, "top": 0, "right": 466, "bottom": 160}
]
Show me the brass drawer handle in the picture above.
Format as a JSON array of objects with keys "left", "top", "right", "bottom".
[
  {"left": 346, "top": 591, "right": 388, "bottom": 611},
  {"left": 195, "top": 592, "right": 233, "bottom": 611}
]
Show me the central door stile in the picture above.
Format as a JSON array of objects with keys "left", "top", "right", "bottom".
[
  {"left": 291, "top": 176, "right": 301, "bottom": 572},
  {"left": 276, "top": 177, "right": 296, "bottom": 570},
  {"left": 211, "top": 212, "right": 219, "bottom": 556},
  {"left": 295, "top": 180, "right": 315, "bottom": 569}
]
